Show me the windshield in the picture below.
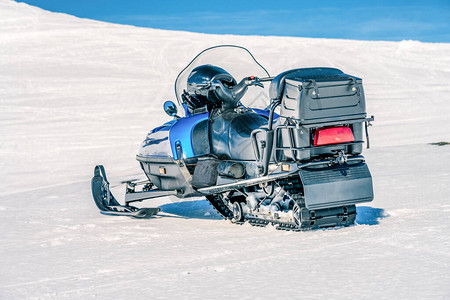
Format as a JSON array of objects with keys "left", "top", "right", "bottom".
[{"left": 174, "top": 45, "right": 271, "bottom": 113}]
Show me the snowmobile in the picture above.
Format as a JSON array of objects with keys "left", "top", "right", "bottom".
[{"left": 91, "top": 45, "right": 374, "bottom": 230}]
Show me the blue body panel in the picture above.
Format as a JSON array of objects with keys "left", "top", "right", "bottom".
[
  {"left": 148, "top": 120, "right": 177, "bottom": 134},
  {"left": 137, "top": 119, "right": 176, "bottom": 158},
  {"left": 169, "top": 112, "right": 209, "bottom": 160}
]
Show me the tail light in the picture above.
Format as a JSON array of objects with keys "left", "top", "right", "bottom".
[{"left": 314, "top": 126, "right": 354, "bottom": 146}]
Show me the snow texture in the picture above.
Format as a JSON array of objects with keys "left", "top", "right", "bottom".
[{"left": 1, "top": 0, "right": 450, "bottom": 299}]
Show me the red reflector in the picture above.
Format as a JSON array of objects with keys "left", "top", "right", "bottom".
[{"left": 314, "top": 127, "right": 354, "bottom": 146}]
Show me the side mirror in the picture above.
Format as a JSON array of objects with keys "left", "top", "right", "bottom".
[{"left": 163, "top": 101, "right": 179, "bottom": 118}]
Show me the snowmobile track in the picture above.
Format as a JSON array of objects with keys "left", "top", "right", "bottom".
[
  {"left": 204, "top": 175, "right": 356, "bottom": 231},
  {"left": 206, "top": 194, "right": 234, "bottom": 220}
]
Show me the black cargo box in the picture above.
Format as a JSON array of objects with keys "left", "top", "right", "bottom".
[
  {"left": 278, "top": 68, "right": 366, "bottom": 124},
  {"left": 273, "top": 68, "right": 368, "bottom": 162}
]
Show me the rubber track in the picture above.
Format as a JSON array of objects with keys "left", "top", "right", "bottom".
[
  {"left": 206, "top": 175, "right": 356, "bottom": 231},
  {"left": 206, "top": 194, "right": 233, "bottom": 220},
  {"left": 280, "top": 176, "right": 357, "bottom": 230}
]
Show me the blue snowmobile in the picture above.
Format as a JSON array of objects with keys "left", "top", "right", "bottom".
[{"left": 92, "top": 45, "right": 374, "bottom": 230}]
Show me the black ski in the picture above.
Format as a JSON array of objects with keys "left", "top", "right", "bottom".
[{"left": 91, "top": 165, "right": 160, "bottom": 218}]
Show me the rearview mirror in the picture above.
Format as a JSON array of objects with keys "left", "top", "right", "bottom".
[{"left": 163, "top": 101, "right": 178, "bottom": 118}]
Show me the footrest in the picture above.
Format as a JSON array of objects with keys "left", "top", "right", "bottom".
[{"left": 91, "top": 165, "right": 161, "bottom": 218}]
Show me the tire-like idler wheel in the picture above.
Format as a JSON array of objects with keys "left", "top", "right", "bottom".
[
  {"left": 292, "top": 202, "right": 302, "bottom": 228},
  {"left": 231, "top": 201, "right": 244, "bottom": 223}
]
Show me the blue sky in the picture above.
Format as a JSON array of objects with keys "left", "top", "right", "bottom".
[{"left": 18, "top": 0, "right": 450, "bottom": 42}]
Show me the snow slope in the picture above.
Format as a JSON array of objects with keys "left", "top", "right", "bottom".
[{"left": 1, "top": 0, "right": 449, "bottom": 298}]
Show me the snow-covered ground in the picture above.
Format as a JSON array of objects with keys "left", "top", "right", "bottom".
[{"left": 1, "top": 0, "right": 450, "bottom": 298}]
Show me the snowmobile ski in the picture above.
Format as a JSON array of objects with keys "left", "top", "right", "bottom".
[
  {"left": 91, "top": 165, "right": 160, "bottom": 218},
  {"left": 100, "top": 206, "right": 161, "bottom": 218}
]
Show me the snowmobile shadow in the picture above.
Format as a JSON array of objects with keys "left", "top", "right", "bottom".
[
  {"left": 159, "top": 202, "right": 388, "bottom": 224},
  {"left": 159, "top": 200, "right": 222, "bottom": 220},
  {"left": 356, "top": 206, "right": 388, "bottom": 225}
]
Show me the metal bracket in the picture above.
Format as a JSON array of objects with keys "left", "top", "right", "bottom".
[
  {"left": 365, "top": 115, "right": 374, "bottom": 149},
  {"left": 125, "top": 189, "right": 178, "bottom": 205},
  {"left": 333, "top": 150, "right": 348, "bottom": 165},
  {"left": 349, "top": 77, "right": 361, "bottom": 96},
  {"left": 309, "top": 79, "right": 320, "bottom": 97}
]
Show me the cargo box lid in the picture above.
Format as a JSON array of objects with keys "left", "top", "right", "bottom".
[{"left": 269, "top": 67, "right": 361, "bottom": 100}]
